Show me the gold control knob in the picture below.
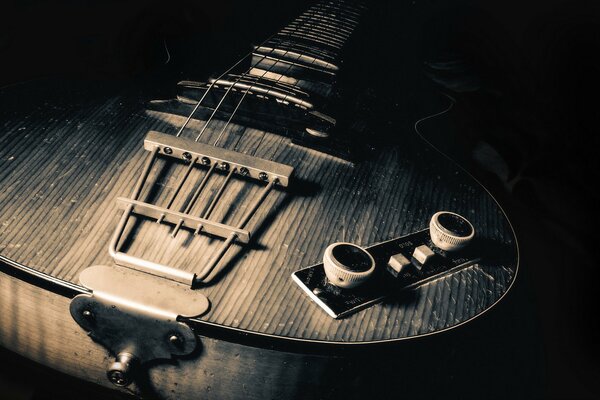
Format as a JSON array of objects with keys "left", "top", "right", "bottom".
[
  {"left": 323, "top": 243, "right": 376, "bottom": 289},
  {"left": 429, "top": 211, "right": 475, "bottom": 251}
]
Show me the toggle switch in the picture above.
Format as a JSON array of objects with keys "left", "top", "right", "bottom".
[{"left": 413, "top": 245, "right": 435, "bottom": 265}]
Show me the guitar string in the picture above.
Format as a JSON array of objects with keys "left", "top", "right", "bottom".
[
  {"left": 248, "top": 8, "right": 361, "bottom": 157},
  {"left": 200, "top": 46, "right": 297, "bottom": 145},
  {"left": 221, "top": 0, "right": 349, "bottom": 155},
  {"left": 204, "top": 0, "right": 337, "bottom": 148},
  {"left": 174, "top": 20, "right": 301, "bottom": 139},
  {"left": 170, "top": 0, "right": 359, "bottom": 225},
  {"left": 190, "top": 0, "right": 347, "bottom": 232},
  {"left": 164, "top": 3, "right": 322, "bottom": 199},
  {"left": 213, "top": 0, "right": 357, "bottom": 233},
  {"left": 165, "top": 1, "right": 337, "bottom": 228},
  {"left": 186, "top": 0, "right": 356, "bottom": 151},
  {"left": 184, "top": 0, "right": 334, "bottom": 143}
]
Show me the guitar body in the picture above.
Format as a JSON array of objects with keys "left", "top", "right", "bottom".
[{"left": 0, "top": 1, "right": 518, "bottom": 398}]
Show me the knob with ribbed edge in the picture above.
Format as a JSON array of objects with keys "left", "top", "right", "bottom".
[
  {"left": 323, "top": 242, "right": 376, "bottom": 289},
  {"left": 429, "top": 211, "right": 475, "bottom": 251}
]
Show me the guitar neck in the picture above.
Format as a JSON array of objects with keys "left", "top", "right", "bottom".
[
  {"left": 269, "top": 0, "right": 366, "bottom": 62},
  {"left": 250, "top": 0, "right": 366, "bottom": 97}
]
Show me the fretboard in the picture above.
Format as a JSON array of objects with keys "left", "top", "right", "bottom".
[
  {"left": 250, "top": 0, "right": 366, "bottom": 97},
  {"left": 152, "top": 0, "right": 369, "bottom": 160}
]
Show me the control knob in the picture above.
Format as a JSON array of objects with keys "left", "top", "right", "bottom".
[
  {"left": 429, "top": 211, "right": 475, "bottom": 251},
  {"left": 323, "top": 242, "right": 376, "bottom": 289}
]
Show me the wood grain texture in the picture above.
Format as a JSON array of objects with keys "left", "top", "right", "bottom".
[
  {"left": 0, "top": 271, "right": 355, "bottom": 399},
  {"left": 0, "top": 75, "right": 517, "bottom": 344}
]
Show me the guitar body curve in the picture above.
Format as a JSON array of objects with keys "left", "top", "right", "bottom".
[{"left": 0, "top": 1, "right": 518, "bottom": 398}]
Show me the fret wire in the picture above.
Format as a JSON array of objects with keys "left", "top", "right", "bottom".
[
  {"left": 266, "top": 37, "right": 336, "bottom": 61},
  {"left": 213, "top": 48, "right": 298, "bottom": 148},
  {"left": 287, "top": 21, "right": 352, "bottom": 40},
  {"left": 221, "top": 5, "right": 331, "bottom": 151},
  {"left": 266, "top": 36, "right": 336, "bottom": 60},
  {"left": 295, "top": 15, "right": 355, "bottom": 35},
  {"left": 196, "top": 42, "right": 306, "bottom": 144},
  {"left": 295, "top": 3, "right": 358, "bottom": 37},
  {"left": 223, "top": 1, "right": 336, "bottom": 156},
  {"left": 226, "top": 73, "right": 308, "bottom": 97},
  {"left": 175, "top": 2, "right": 330, "bottom": 141},
  {"left": 302, "top": 9, "right": 360, "bottom": 27},
  {"left": 281, "top": 27, "right": 346, "bottom": 46},
  {"left": 246, "top": 0, "right": 358, "bottom": 157},
  {"left": 192, "top": 1, "right": 364, "bottom": 280},
  {"left": 313, "top": 0, "right": 363, "bottom": 19},
  {"left": 208, "top": 2, "right": 328, "bottom": 148},
  {"left": 276, "top": 32, "right": 343, "bottom": 50},
  {"left": 293, "top": 11, "right": 356, "bottom": 32},
  {"left": 291, "top": 2, "right": 353, "bottom": 47},
  {"left": 305, "top": 4, "right": 362, "bottom": 22},
  {"left": 173, "top": 8, "right": 314, "bottom": 235}
]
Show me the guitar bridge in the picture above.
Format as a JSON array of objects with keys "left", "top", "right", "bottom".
[{"left": 108, "top": 131, "right": 294, "bottom": 286}]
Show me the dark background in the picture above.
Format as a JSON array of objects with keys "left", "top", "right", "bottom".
[{"left": 1, "top": 0, "right": 599, "bottom": 398}]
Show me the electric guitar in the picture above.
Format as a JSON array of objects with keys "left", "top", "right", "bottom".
[{"left": 0, "top": 1, "right": 518, "bottom": 398}]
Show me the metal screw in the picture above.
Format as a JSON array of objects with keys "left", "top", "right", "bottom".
[
  {"left": 107, "top": 353, "right": 136, "bottom": 387},
  {"left": 108, "top": 370, "right": 127, "bottom": 386},
  {"left": 169, "top": 334, "right": 183, "bottom": 346},
  {"left": 82, "top": 309, "right": 94, "bottom": 320},
  {"left": 201, "top": 157, "right": 211, "bottom": 165},
  {"left": 259, "top": 172, "right": 268, "bottom": 181},
  {"left": 239, "top": 167, "right": 249, "bottom": 176},
  {"left": 163, "top": 147, "right": 173, "bottom": 155},
  {"left": 219, "top": 162, "right": 230, "bottom": 171},
  {"left": 182, "top": 152, "right": 192, "bottom": 161}
]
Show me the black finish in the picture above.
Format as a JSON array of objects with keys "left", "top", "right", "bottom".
[
  {"left": 1, "top": 0, "right": 599, "bottom": 398},
  {"left": 437, "top": 212, "right": 473, "bottom": 237},
  {"left": 331, "top": 243, "right": 373, "bottom": 272},
  {"left": 294, "top": 228, "right": 506, "bottom": 318}
]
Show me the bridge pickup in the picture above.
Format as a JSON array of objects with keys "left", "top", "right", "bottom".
[
  {"left": 116, "top": 198, "right": 251, "bottom": 243},
  {"left": 144, "top": 130, "right": 294, "bottom": 187}
]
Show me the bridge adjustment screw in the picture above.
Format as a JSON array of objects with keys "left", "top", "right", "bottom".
[
  {"left": 201, "top": 157, "right": 211, "bottom": 165},
  {"left": 182, "top": 152, "right": 192, "bottom": 161},
  {"left": 219, "top": 162, "right": 230, "bottom": 171},
  {"left": 259, "top": 172, "right": 268, "bottom": 181},
  {"left": 163, "top": 147, "right": 173, "bottom": 155},
  {"left": 239, "top": 167, "right": 249, "bottom": 176}
]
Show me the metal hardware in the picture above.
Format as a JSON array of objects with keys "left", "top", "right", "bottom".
[
  {"left": 115, "top": 197, "right": 251, "bottom": 243},
  {"left": 70, "top": 265, "right": 209, "bottom": 387},
  {"left": 209, "top": 78, "right": 314, "bottom": 109},
  {"left": 253, "top": 46, "right": 339, "bottom": 72},
  {"left": 144, "top": 131, "right": 294, "bottom": 186},
  {"left": 109, "top": 131, "right": 292, "bottom": 286}
]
